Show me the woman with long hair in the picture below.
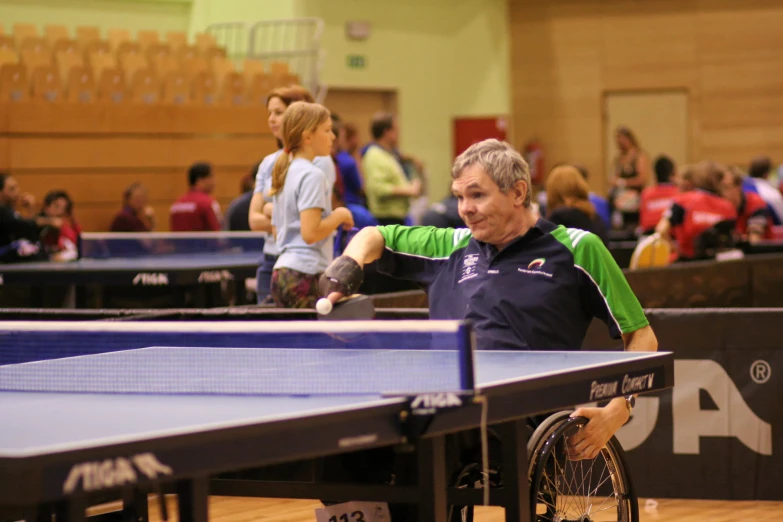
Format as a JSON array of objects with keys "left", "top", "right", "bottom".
[
  {"left": 610, "top": 126, "right": 651, "bottom": 231},
  {"left": 269, "top": 101, "right": 354, "bottom": 308},
  {"left": 546, "top": 165, "right": 608, "bottom": 244},
  {"left": 247, "top": 85, "right": 338, "bottom": 304}
]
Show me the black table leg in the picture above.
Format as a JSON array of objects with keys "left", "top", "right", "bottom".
[
  {"left": 417, "top": 436, "right": 447, "bottom": 522},
  {"left": 122, "top": 489, "right": 149, "bottom": 522},
  {"left": 177, "top": 477, "right": 209, "bottom": 522},
  {"left": 52, "top": 497, "right": 86, "bottom": 522},
  {"left": 498, "top": 420, "right": 530, "bottom": 522}
]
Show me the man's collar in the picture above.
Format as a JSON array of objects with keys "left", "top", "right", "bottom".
[{"left": 473, "top": 218, "right": 555, "bottom": 256}]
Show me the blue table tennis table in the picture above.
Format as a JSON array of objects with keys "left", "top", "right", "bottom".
[
  {"left": 0, "top": 320, "right": 674, "bottom": 522},
  {"left": 0, "top": 232, "right": 264, "bottom": 308}
]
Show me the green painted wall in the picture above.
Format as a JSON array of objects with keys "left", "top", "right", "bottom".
[
  {"left": 197, "top": 0, "right": 511, "bottom": 199},
  {"left": 0, "top": 0, "right": 191, "bottom": 37}
]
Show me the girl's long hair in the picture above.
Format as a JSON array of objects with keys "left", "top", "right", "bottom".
[{"left": 269, "top": 101, "right": 331, "bottom": 196}]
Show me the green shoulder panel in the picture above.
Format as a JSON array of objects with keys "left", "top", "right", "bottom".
[
  {"left": 553, "top": 226, "right": 649, "bottom": 334},
  {"left": 377, "top": 225, "right": 471, "bottom": 259}
]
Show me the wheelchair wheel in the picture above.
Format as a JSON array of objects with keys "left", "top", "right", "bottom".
[{"left": 528, "top": 411, "right": 638, "bottom": 522}]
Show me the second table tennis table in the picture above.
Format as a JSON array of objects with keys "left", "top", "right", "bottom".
[
  {"left": 0, "top": 320, "right": 674, "bottom": 522},
  {"left": 0, "top": 232, "right": 264, "bottom": 308}
]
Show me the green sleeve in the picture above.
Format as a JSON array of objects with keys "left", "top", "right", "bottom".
[
  {"left": 374, "top": 225, "right": 472, "bottom": 284},
  {"left": 378, "top": 225, "right": 472, "bottom": 259},
  {"left": 553, "top": 227, "right": 649, "bottom": 335}
]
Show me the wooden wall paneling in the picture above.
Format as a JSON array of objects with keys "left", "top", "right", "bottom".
[
  {"left": 0, "top": 138, "right": 8, "bottom": 170},
  {"left": 0, "top": 101, "right": 7, "bottom": 170},
  {"left": 171, "top": 105, "right": 270, "bottom": 134},
  {"left": 8, "top": 137, "right": 176, "bottom": 170},
  {"left": 11, "top": 170, "right": 184, "bottom": 205},
  {"left": 172, "top": 136, "right": 270, "bottom": 169},
  {"left": 508, "top": 0, "right": 783, "bottom": 197}
]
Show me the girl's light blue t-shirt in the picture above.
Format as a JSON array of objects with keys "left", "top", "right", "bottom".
[
  {"left": 254, "top": 151, "right": 335, "bottom": 257},
  {"left": 270, "top": 157, "right": 335, "bottom": 275}
]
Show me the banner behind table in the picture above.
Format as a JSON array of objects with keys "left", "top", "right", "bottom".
[{"left": 582, "top": 309, "right": 782, "bottom": 500}]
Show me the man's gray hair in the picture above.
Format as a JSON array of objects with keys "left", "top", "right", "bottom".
[{"left": 451, "top": 139, "right": 531, "bottom": 207}]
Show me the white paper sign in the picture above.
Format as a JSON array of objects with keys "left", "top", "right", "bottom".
[{"left": 315, "top": 501, "right": 391, "bottom": 522}]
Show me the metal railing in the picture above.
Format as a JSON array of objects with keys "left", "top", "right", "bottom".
[{"left": 206, "top": 18, "right": 327, "bottom": 102}]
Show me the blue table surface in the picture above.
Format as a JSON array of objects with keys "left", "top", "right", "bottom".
[
  {"left": 0, "top": 349, "right": 661, "bottom": 457},
  {"left": 0, "top": 251, "right": 263, "bottom": 272}
]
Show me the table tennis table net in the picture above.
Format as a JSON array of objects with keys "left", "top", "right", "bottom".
[
  {"left": 79, "top": 232, "right": 263, "bottom": 259},
  {"left": 0, "top": 320, "right": 475, "bottom": 396}
]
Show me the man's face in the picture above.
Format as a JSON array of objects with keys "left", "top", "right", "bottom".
[
  {"left": 198, "top": 173, "right": 215, "bottom": 194},
  {"left": 1, "top": 177, "right": 19, "bottom": 206},
  {"left": 452, "top": 164, "right": 526, "bottom": 246},
  {"left": 386, "top": 121, "right": 399, "bottom": 148}
]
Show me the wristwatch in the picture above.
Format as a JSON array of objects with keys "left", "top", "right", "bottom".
[{"left": 624, "top": 395, "right": 636, "bottom": 414}]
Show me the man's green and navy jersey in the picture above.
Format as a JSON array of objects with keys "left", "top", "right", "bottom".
[{"left": 376, "top": 219, "right": 648, "bottom": 351}]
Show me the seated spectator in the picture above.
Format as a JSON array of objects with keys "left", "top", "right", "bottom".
[
  {"left": 39, "top": 190, "right": 80, "bottom": 262},
  {"left": 362, "top": 112, "right": 422, "bottom": 225},
  {"left": 170, "top": 162, "right": 222, "bottom": 232},
  {"left": 545, "top": 165, "right": 608, "bottom": 244},
  {"left": 110, "top": 182, "right": 155, "bottom": 232},
  {"left": 656, "top": 161, "right": 738, "bottom": 261},
  {"left": 639, "top": 155, "right": 680, "bottom": 235},
  {"left": 0, "top": 173, "right": 61, "bottom": 263},
  {"left": 223, "top": 169, "right": 256, "bottom": 231},
  {"left": 574, "top": 164, "right": 611, "bottom": 229},
  {"left": 719, "top": 166, "right": 772, "bottom": 243},
  {"left": 742, "top": 156, "right": 783, "bottom": 225}
]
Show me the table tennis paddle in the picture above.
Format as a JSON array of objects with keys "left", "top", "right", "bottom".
[{"left": 316, "top": 294, "right": 375, "bottom": 321}]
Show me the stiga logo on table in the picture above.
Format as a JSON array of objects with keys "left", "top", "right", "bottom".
[
  {"left": 62, "top": 453, "right": 173, "bottom": 493},
  {"left": 410, "top": 393, "right": 462, "bottom": 414},
  {"left": 132, "top": 273, "right": 169, "bottom": 286}
]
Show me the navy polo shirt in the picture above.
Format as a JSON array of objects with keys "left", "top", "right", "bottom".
[{"left": 376, "top": 219, "right": 648, "bottom": 351}]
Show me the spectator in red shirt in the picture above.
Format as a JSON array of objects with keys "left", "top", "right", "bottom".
[
  {"left": 656, "top": 161, "right": 738, "bottom": 261},
  {"left": 39, "top": 190, "right": 81, "bottom": 262},
  {"left": 719, "top": 166, "right": 772, "bottom": 243},
  {"left": 170, "top": 163, "right": 222, "bottom": 232},
  {"left": 639, "top": 155, "right": 680, "bottom": 235},
  {"left": 110, "top": 183, "right": 156, "bottom": 232}
]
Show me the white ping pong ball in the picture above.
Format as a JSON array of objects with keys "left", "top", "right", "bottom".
[{"left": 316, "top": 298, "right": 333, "bottom": 315}]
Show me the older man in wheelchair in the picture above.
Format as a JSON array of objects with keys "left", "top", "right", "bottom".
[{"left": 319, "top": 140, "right": 658, "bottom": 521}]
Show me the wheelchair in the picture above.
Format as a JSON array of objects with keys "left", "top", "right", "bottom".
[{"left": 448, "top": 411, "right": 638, "bottom": 522}]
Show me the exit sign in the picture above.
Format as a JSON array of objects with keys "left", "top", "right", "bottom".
[{"left": 346, "top": 55, "right": 367, "bottom": 69}]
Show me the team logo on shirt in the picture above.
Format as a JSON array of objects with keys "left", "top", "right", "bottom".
[
  {"left": 518, "top": 257, "right": 552, "bottom": 278},
  {"left": 458, "top": 254, "right": 480, "bottom": 283}
]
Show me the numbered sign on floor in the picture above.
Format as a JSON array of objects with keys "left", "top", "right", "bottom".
[{"left": 315, "top": 501, "right": 391, "bottom": 522}]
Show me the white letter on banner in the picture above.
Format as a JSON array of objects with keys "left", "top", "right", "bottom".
[
  {"left": 673, "top": 360, "right": 772, "bottom": 455},
  {"left": 615, "top": 396, "right": 659, "bottom": 451}
]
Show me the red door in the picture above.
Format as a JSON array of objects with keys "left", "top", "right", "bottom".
[{"left": 453, "top": 116, "right": 507, "bottom": 158}]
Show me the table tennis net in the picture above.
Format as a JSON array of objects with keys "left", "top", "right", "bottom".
[
  {"left": 79, "top": 232, "right": 263, "bottom": 259},
  {"left": 0, "top": 320, "right": 476, "bottom": 396}
]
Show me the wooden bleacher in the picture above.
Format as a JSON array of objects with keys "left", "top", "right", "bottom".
[{"left": 0, "top": 24, "right": 299, "bottom": 232}]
